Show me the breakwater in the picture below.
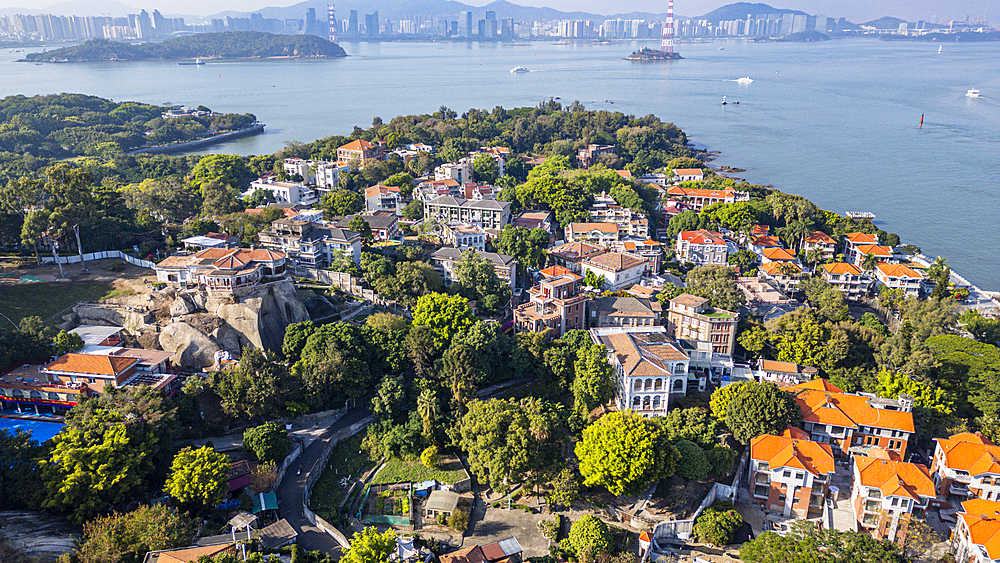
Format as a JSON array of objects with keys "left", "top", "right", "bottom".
[{"left": 126, "top": 123, "right": 264, "bottom": 155}]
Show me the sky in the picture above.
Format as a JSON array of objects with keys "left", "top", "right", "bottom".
[{"left": 0, "top": 0, "right": 996, "bottom": 24}]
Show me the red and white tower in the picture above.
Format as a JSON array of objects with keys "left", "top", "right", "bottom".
[
  {"left": 328, "top": 3, "right": 338, "bottom": 43},
  {"left": 661, "top": 0, "right": 674, "bottom": 52}
]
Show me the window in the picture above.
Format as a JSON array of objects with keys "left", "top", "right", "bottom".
[{"left": 754, "top": 485, "right": 769, "bottom": 498}]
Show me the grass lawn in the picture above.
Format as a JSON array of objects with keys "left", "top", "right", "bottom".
[
  {"left": 0, "top": 282, "right": 116, "bottom": 325},
  {"left": 371, "top": 455, "right": 468, "bottom": 486},
  {"left": 310, "top": 434, "right": 377, "bottom": 523}
]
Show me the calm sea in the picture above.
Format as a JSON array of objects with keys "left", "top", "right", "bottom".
[{"left": 5, "top": 38, "right": 999, "bottom": 289}]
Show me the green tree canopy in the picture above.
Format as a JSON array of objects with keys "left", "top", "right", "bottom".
[
  {"left": 725, "top": 382, "right": 802, "bottom": 444},
  {"left": 673, "top": 439, "right": 711, "bottom": 481},
  {"left": 341, "top": 527, "right": 397, "bottom": 563},
  {"left": 567, "top": 515, "right": 611, "bottom": 560},
  {"left": 76, "top": 505, "right": 196, "bottom": 563},
  {"left": 472, "top": 153, "right": 500, "bottom": 184},
  {"left": 693, "top": 501, "right": 743, "bottom": 547},
  {"left": 412, "top": 293, "right": 475, "bottom": 348},
  {"left": 740, "top": 520, "right": 907, "bottom": 563},
  {"left": 243, "top": 422, "right": 292, "bottom": 464},
  {"left": 684, "top": 265, "right": 746, "bottom": 311},
  {"left": 575, "top": 411, "right": 678, "bottom": 496},
  {"left": 571, "top": 344, "right": 615, "bottom": 417},
  {"left": 661, "top": 407, "right": 721, "bottom": 449},
  {"left": 164, "top": 446, "right": 230, "bottom": 509}
]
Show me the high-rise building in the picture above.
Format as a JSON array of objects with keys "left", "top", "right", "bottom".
[
  {"left": 458, "top": 11, "right": 472, "bottom": 37},
  {"left": 791, "top": 14, "right": 807, "bottom": 33},
  {"left": 348, "top": 10, "right": 358, "bottom": 36},
  {"left": 364, "top": 11, "right": 379, "bottom": 37}
]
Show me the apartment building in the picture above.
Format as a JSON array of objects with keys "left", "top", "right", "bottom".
[
  {"left": 424, "top": 196, "right": 511, "bottom": 230},
  {"left": 851, "top": 452, "right": 935, "bottom": 545},
  {"left": 547, "top": 241, "right": 605, "bottom": 274},
  {"left": 676, "top": 230, "right": 730, "bottom": 266},
  {"left": 875, "top": 263, "right": 926, "bottom": 298},
  {"left": 588, "top": 192, "right": 650, "bottom": 238},
  {"left": 843, "top": 232, "right": 880, "bottom": 264},
  {"left": 821, "top": 263, "right": 873, "bottom": 300},
  {"left": 430, "top": 247, "right": 517, "bottom": 288},
  {"left": 245, "top": 179, "right": 318, "bottom": 206},
  {"left": 666, "top": 293, "right": 738, "bottom": 356},
  {"left": 803, "top": 231, "right": 837, "bottom": 260},
  {"left": 590, "top": 327, "right": 691, "bottom": 416},
  {"left": 953, "top": 498, "right": 1000, "bottom": 563},
  {"left": 364, "top": 185, "right": 403, "bottom": 215},
  {"left": 337, "top": 139, "right": 385, "bottom": 166},
  {"left": 332, "top": 213, "right": 399, "bottom": 242},
  {"left": 581, "top": 252, "right": 649, "bottom": 291},
  {"left": 932, "top": 433, "right": 1000, "bottom": 502},
  {"left": 441, "top": 223, "right": 487, "bottom": 251},
  {"left": 749, "top": 428, "right": 835, "bottom": 518},
  {"left": 612, "top": 239, "right": 662, "bottom": 272},
  {"left": 514, "top": 266, "right": 588, "bottom": 338},
  {"left": 756, "top": 359, "right": 818, "bottom": 385},
  {"left": 565, "top": 222, "right": 620, "bottom": 246},
  {"left": 784, "top": 379, "right": 915, "bottom": 458},
  {"left": 434, "top": 160, "right": 472, "bottom": 183},
  {"left": 258, "top": 219, "right": 362, "bottom": 266},
  {"left": 666, "top": 186, "right": 747, "bottom": 210},
  {"left": 576, "top": 144, "right": 615, "bottom": 168}
]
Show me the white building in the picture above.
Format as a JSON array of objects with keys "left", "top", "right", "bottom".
[
  {"left": 953, "top": 498, "right": 1000, "bottom": 563},
  {"left": 675, "top": 230, "right": 730, "bottom": 266},
  {"left": 875, "top": 263, "right": 925, "bottom": 297},
  {"left": 245, "top": 178, "right": 318, "bottom": 206},
  {"left": 590, "top": 326, "right": 691, "bottom": 416},
  {"left": 581, "top": 252, "right": 648, "bottom": 291},
  {"left": 442, "top": 223, "right": 487, "bottom": 251},
  {"left": 434, "top": 160, "right": 473, "bottom": 183}
]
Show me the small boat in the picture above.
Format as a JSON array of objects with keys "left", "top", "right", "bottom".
[
  {"left": 736, "top": 76, "right": 753, "bottom": 85},
  {"left": 178, "top": 58, "right": 205, "bottom": 66},
  {"left": 966, "top": 89, "right": 981, "bottom": 98},
  {"left": 938, "top": 45, "right": 942, "bottom": 53},
  {"left": 510, "top": 66, "right": 529, "bottom": 73},
  {"left": 719, "top": 47, "right": 725, "bottom": 50},
  {"left": 721, "top": 96, "right": 727, "bottom": 105},
  {"left": 846, "top": 211, "right": 876, "bottom": 220}
]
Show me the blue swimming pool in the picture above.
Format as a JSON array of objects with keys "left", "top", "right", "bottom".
[{"left": 0, "top": 417, "right": 65, "bottom": 443}]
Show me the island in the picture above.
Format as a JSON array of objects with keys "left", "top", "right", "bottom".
[
  {"left": 22, "top": 31, "right": 347, "bottom": 63},
  {"left": 625, "top": 46, "right": 684, "bottom": 61}
]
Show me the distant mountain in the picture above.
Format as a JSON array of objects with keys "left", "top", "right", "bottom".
[
  {"left": 861, "top": 16, "right": 907, "bottom": 29},
  {"left": 697, "top": 3, "right": 806, "bottom": 22}
]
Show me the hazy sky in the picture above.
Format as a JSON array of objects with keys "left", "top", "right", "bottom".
[{"left": 0, "top": 0, "right": 996, "bottom": 24}]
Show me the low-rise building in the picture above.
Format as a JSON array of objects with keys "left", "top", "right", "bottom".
[
  {"left": 803, "top": 231, "right": 837, "bottom": 261},
  {"left": 785, "top": 379, "right": 915, "bottom": 458},
  {"left": 875, "top": 263, "right": 925, "bottom": 297},
  {"left": 672, "top": 168, "right": 704, "bottom": 182},
  {"left": 434, "top": 160, "right": 472, "bottom": 183},
  {"left": 666, "top": 293, "right": 739, "bottom": 357},
  {"left": 364, "top": 185, "right": 403, "bottom": 215},
  {"left": 931, "top": 432, "right": 1000, "bottom": 502},
  {"left": 666, "top": 186, "right": 748, "bottom": 210},
  {"left": 756, "top": 359, "right": 818, "bottom": 385},
  {"left": 589, "top": 295, "right": 661, "bottom": 329},
  {"left": 313, "top": 161, "right": 352, "bottom": 190},
  {"left": 333, "top": 213, "right": 400, "bottom": 242},
  {"left": 0, "top": 362, "right": 95, "bottom": 415},
  {"left": 245, "top": 178, "right": 318, "bottom": 206},
  {"left": 154, "top": 248, "right": 287, "bottom": 292},
  {"left": 565, "top": 222, "right": 620, "bottom": 246},
  {"left": 512, "top": 210, "right": 555, "bottom": 237},
  {"left": 547, "top": 241, "right": 605, "bottom": 274},
  {"left": 843, "top": 232, "right": 880, "bottom": 264},
  {"left": 749, "top": 428, "right": 835, "bottom": 518},
  {"left": 759, "top": 261, "right": 805, "bottom": 294},
  {"left": 514, "top": 267, "right": 588, "bottom": 338},
  {"left": 577, "top": 144, "right": 615, "bottom": 168},
  {"left": 822, "top": 263, "right": 873, "bottom": 299},
  {"left": 258, "top": 219, "right": 361, "bottom": 266},
  {"left": 953, "top": 498, "right": 1000, "bottom": 563},
  {"left": 748, "top": 235, "right": 783, "bottom": 256},
  {"left": 852, "top": 452, "right": 935, "bottom": 545},
  {"left": 181, "top": 232, "right": 241, "bottom": 251},
  {"left": 441, "top": 223, "right": 487, "bottom": 251},
  {"left": 760, "top": 247, "right": 798, "bottom": 264},
  {"left": 612, "top": 239, "right": 662, "bottom": 272},
  {"left": 676, "top": 230, "right": 730, "bottom": 266},
  {"left": 424, "top": 196, "right": 511, "bottom": 230},
  {"left": 415, "top": 178, "right": 461, "bottom": 201},
  {"left": 590, "top": 326, "right": 691, "bottom": 415},
  {"left": 430, "top": 247, "right": 517, "bottom": 288},
  {"left": 337, "top": 139, "right": 385, "bottom": 166},
  {"left": 581, "top": 252, "right": 649, "bottom": 291},
  {"left": 588, "top": 192, "right": 650, "bottom": 239},
  {"left": 853, "top": 244, "right": 895, "bottom": 267}
]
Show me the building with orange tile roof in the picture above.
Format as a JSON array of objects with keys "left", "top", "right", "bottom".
[
  {"left": 514, "top": 267, "right": 588, "bottom": 339},
  {"left": 590, "top": 327, "right": 692, "bottom": 415},
  {"left": 611, "top": 239, "right": 662, "bottom": 271},
  {"left": 144, "top": 542, "right": 237, "bottom": 563},
  {"left": 851, "top": 453, "right": 935, "bottom": 545},
  {"left": 581, "top": 252, "right": 649, "bottom": 291},
  {"left": 672, "top": 168, "right": 705, "bottom": 182},
  {"left": 364, "top": 184, "right": 403, "bottom": 215},
  {"left": 842, "top": 232, "right": 880, "bottom": 263},
  {"left": 803, "top": 231, "right": 837, "bottom": 260},
  {"left": 588, "top": 192, "right": 650, "bottom": 239},
  {"left": 666, "top": 186, "right": 746, "bottom": 211},
  {"left": 40, "top": 352, "right": 139, "bottom": 393},
  {"left": 337, "top": 139, "right": 385, "bottom": 166},
  {"left": 821, "top": 262, "right": 873, "bottom": 300},
  {"left": 759, "top": 261, "right": 804, "bottom": 294},
  {"left": 547, "top": 241, "right": 605, "bottom": 274},
  {"left": 852, "top": 244, "right": 895, "bottom": 267},
  {"left": 750, "top": 430, "right": 835, "bottom": 517},
  {"left": 565, "top": 221, "right": 621, "bottom": 246},
  {"left": 675, "top": 229, "right": 731, "bottom": 266},
  {"left": 761, "top": 247, "right": 797, "bottom": 264},
  {"left": 784, "top": 380, "right": 915, "bottom": 458},
  {"left": 953, "top": 498, "right": 1000, "bottom": 563},
  {"left": 748, "top": 235, "right": 782, "bottom": 255},
  {"left": 875, "top": 263, "right": 926, "bottom": 298},
  {"left": 932, "top": 433, "right": 1000, "bottom": 502},
  {"left": 755, "top": 359, "right": 819, "bottom": 385},
  {"left": 154, "top": 248, "right": 287, "bottom": 292}
]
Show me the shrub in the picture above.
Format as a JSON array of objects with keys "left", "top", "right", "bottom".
[
  {"left": 436, "top": 513, "right": 447, "bottom": 526},
  {"left": 692, "top": 501, "right": 742, "bottom": 547},
  {"left": 673, "top": 440, "right": 711, "bottom": 481},
  {"left": 538, "top": 516, "right": 560, "bottom": 539},
  {"left": 421, "top": 445, "right": 440, "bottom": 468},
  {"left": 568, "top": 515, "right": 611, "bottom": 560},
  {"left": 244, "top": 422, "right": 292, "bottom": 463},
  {"left": 448, "top": 508, "right": 470, "bottom": 532}
]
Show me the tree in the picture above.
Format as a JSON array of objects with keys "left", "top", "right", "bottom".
[
  {"left": 402, "top": 200, "right": 423, "bottom": 220},
  {"left": 164, "top": 446, "right": 229, "bottom": 509},
  {"left": 76, "top": 505, "right": 196, "bottom": 563},
  {"left": 673, "top": 439, "right": 711, "bottom": 481},
  {"left": 320, "top": 189, "right": 363, "bottom": 219},
  {"left": 191, "top": 154, "right": 253, "bottom": 190},
  {"left": 740, "top": 520, "right": 907, "bottom": 563},
  {"left": 348, "top": 215, "right": 374, "bottom": 245},
  {"left": 200, "top": 180, "right": 242, "bottom": 217},
  {"left": 473, "top": 153, "right": 500, "bottom": 183},
  {"left": 416, "top": 388, "right": 439, "bottom": 442},
  {"left": 661, "top": 407, "right": 721, "bottom": 449},
  {"left": 0, "top": 429, "right": 43, "bottom": 509},
  {"left": 693, "top": 502, "right": 742, "bottom": 547},
  {"left": 709, "top": 381, "right": 747, "bottom": 424},
  {"left": 421, "top": 445, "right": 440, "bottom": 468},
  {"left": 549, "top": 467, "right": 582, "bottom": 510},
  {"left": 727, "top": 248, "right": 757, "bottom": 272},
  {"left": 342, "top": 527, "right": 397, "bottom": 563},
  {"left": 372, "top": 374, "right": 407, "bottom": 422},
  {"left": 706, "top": 445, "right": 737, "bottom": 477},
  {"left": 282, "top": 320, "right": 317, "bottom": 361},
  {"left": 52, "top": 329, "right": 85, "bottom": 355},
  {"left": 209, "top": 347, "right": 293, "bottom": 420},
  {"left": 575, "top": 411, "right": 678, "bottom": 496},
  {"left": 567, "top": 515, "right": 611, "bottom": 561},
  {"left": 800, "top": 276, "right": 849, "bottom": 323},
  {"left": 412, "top": 293, "right": 475, "bottom": 348},
  {"left": 491, "top": 226, "right": 549, "bottom": 271},
  {"left": 960, "top": 309, "right": 1000, "bottom": 345},
  {"left": 243, "top": 422, "right": 292, "bottom": 463},
  {"left": 571, "top": 344, "right": 615, "bottom": 417},
  {"left": 725, "top": 382, "right": 802, "bottom": 444},
  {"left": 583, "top": 269, "right": 607, "bottom": 290},
  {"left": 861, "top": 252, "right": 879, "bottom": 274},
  {"left": 453, "top": 251, "right": 510, "bottom": 314},
  {"left": 684, "top": 265, "right": 746, "bottom": 311}
]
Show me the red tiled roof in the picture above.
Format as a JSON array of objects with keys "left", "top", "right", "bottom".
[
  {"left": 804, "top": 231, "right": 836, "bottom": 244},
  {"left": 959, "top": 499, "right": 1000, "bottom": 559},
  {"left": 339, "top": 139, "right": 376, "bottom": 151},
  {"left": 786, "top": 384, "right": 915, "bottom": 433},
  {"left": 44, "top": 353, "right": 138, "bottom": 376},
  {"left": 751, "top": 433, "right": 835, "bottom": 476},
  {"left": 678, "top": 229, "right": 726, "bottom": 245},
  {"left": 762, "top": 247, "right": 797, "bottom": 261},
  {"left": 845, "top": 232, "right": 879, "bottom": 245},
  {"left": 876, "top": 263, "right": 923, "bottom": 279},
  {"left": 854, "top": 455, "right": 935, "bottom": 499},
  {"left": 935, "top": 435, "right": 1000, "bottom": 476},
  {"left": 585, "top": 252, "right": 648, "bottom": 272},
  {"left": 570, "top": 222, "right": 619, "bottom": 234},
  {"left": 673, "top": 168, "right": 704, "bottom": 176},
  {"left": 823, "top": 263, "right": 862, "bottom": 275}
]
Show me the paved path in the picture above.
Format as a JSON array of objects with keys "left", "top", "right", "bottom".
[
  {"left": 276, "top": 407, "right": 371, "bottom": 555},
  {"left": 190, "top": 409, "right": 351, "bottom": 452}
]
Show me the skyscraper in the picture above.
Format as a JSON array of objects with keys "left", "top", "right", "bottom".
[
  {"left": 458, "top": 11, "right": 472, "bottom": 37},
  {"left": 365, "top": 11, "right": 379, "bottom": 37},
  {"left": 348, "top": 10, "right": 358, "bottom": 37}
]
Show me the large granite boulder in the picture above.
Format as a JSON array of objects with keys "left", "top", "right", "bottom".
[{"left": 159, "top": 321, "right": 221, "bottom": 369}]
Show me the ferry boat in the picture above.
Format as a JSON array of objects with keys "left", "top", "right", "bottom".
[
  {"left": 846, "top": 211, "right": 876, "bottom": 220},
  {"left": 736, "top": 76, "right": 753, "bottom": 85},
  {"left": 510, "top": 66, "right": 529, "bottom": 73},
  {"left": 178, "top": 59, "right": 205, "bottom": 66},
  {"left": 966, "top": 89, "right": 981, "bottom": 98}
]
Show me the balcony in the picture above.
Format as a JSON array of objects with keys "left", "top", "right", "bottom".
[
  {"left": 865, "top": 500, "right": 882, "bottom": 512},
  {"left": 755, "top": 474, "right": 771, "bottom": 485}
]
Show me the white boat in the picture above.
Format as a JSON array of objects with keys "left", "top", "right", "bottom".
[
  {"left": 966, "top": 89, "right": 981, "bottom": 98},
  {"left": 736, "top": 76, "right": 753, "bottom": 85},
  {"left": 510, "top": 66, "right": 529, "bottom": 73},
  {"left": 938, "top": 45, "right": 942, "bottom": 53},
  {"left": 721, "top": 95, "right": 727, "bottom": 105}
]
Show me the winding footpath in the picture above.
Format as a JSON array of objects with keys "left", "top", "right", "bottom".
[{"left": 276, "top": 407, "right": 371, "bottom": 555}]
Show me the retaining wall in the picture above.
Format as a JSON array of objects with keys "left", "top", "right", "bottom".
[{"left": 40, "top": 249, "right": 155, "bottom": 269}]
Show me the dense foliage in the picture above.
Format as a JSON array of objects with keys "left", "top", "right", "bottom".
[{"left": 26, "top": 32, "right": 347, "bottom": 62}]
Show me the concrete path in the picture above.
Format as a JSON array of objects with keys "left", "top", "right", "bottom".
[
  {"left": 277, "top": 407, "right": 372, "bottom": 555},
  {"left": 190, "top": 409, "right": 351, "bottom": 451}
]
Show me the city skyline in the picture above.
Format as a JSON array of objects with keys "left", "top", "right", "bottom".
[{"left": 0, "top": 0, "right": 995, "bottom": 26}]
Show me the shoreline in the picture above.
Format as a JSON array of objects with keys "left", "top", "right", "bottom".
[
  {"left": 18, "top": 54, "right": 346, "bottom": 63},
  {"left": 126, "top": 123, "right": 265, "bottom": 155}
]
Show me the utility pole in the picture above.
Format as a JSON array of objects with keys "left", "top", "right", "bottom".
[
  {"left": 47, "top": 235, "right": 66, "bottom": 278},
  {"left": 72, "top": 223, "right": 87, "bottom": 271}
]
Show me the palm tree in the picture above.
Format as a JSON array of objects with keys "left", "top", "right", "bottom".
[
  {"left": 805, "top": 247, "right": 825, "bottom": 270},
  {"left": 417, "top": 389, "right": 438, "bottom": 440},
  {"left": 861, "top": 253, "right": 879, "bottom": 274}
]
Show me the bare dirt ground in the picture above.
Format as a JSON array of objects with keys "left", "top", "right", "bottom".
[{"left": 0, "top": 258, "right": 155, "bottom": 290}]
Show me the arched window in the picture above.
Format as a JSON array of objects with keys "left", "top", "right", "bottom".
[
  {"left": 632, "top": 397, "right": 641, "bottom": 408},
  {"left": 642, "top": 396, "right": 651, "bottom": 410},
  {"left": 633, "top": 379, "right": 642, "bottom": 391},
  {"left": 30, "top": 390, "right": 42, "bottom": 399},
  {"left": 49, "top": 392, "right": 60, "bottom": 400},
  {"left": 675, "top": 363, "right": 686, "bottom": 373},
  {"left": 653, "top": 396, "right": 661, "bottom": 409},
  {"left": 644, "top": 378, "right": 653, "bottom": 391},
  {"left": 654, "top": 378, "right": 663, "bottom": 391},
  {"left": 673, "top": 379, "right": 685, "bottom": 392}
]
